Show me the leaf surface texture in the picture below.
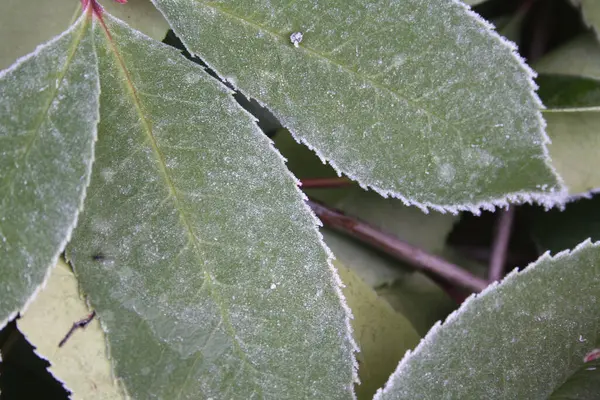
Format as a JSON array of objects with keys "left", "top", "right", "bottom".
[
  {"left": 0, "top": 16, "right": 98, "bottom": 326},
  {"left": 376, "top": 240, "right": 600, "bottom": 399},
  {"left": 67, "top": 13, "right": 355, "bottom": 399},
  {"left": 151, "top": 0, "right": 564, "bottom": 212}
]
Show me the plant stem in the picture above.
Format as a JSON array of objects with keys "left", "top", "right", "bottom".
[
  {"left": 58, "top": 311, "right": 96, "bottom": 347},
  {"left": 488, "top": 207, "right": 515, "bottom": 283},
  {"left": 307, "top": 199, "right": 488, "bottom": 292},
  {"left": 300, "top": 177, "right": 352, "bottom": 189}
]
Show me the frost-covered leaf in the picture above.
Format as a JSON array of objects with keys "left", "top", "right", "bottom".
[
  {"left": 0, "top": 16, "right": 98, "bottom": 327},
  {"left": 535, "top": 35, "right": 600, "bottom": 194},
  {"left": 67, "top": 13, "right": 355, "bottom": 399},
  {"left": 336, "top": 261, "right": 420, "bottom": 400},
  {"left": 375, "top": 240, "right": 600, "bottom": 399},
  {"left": 274, "top": 129, "right": 458, "bottom": 289},
  {"left": 0, "top": 0, "right": 167, "bottom": 70},
  {"left": 569, "top": 0, "right": 600, "bottom": 38},
  {"left": 17, "top": 259, "right": 124, "bottom": 400},
  {"left": 151, "top": 0, "right": 564, "bottom": 213},
  {"left": 275, "top": 130, "right": 459, "bottom": 332}
]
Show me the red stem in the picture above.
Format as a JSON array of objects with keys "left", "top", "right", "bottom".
[
  {"left": 300, "top": 177, "right": 353, "bottom": 189},
  {"left": 308, "top": 199, "right": 488, "bottom": 292},
  {"left": 488, "top": 208, "right": 515, "bottom": 282}
]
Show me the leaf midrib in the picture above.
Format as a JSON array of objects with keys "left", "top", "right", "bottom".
[{"left": 96, "top": 15, "right": 264, "bottom": 396}]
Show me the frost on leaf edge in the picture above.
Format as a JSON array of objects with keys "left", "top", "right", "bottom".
[
  {"left": 297, "top": 0, "right": 568, "bottom": 216},
  {"left": 256, "top": 108, "right": 362, "bottom": 395},
  {"left": 85, "top": 10, "right": 360, "bottom": 398},
  {"left": 150, "top": 0, "right": 567, "bottom": 216},
  {"left": 0, "top": 14, "right": 100, "bottom": 331},
  {"left": 373, "top": 238, "right": 600, "bottom": 399}
]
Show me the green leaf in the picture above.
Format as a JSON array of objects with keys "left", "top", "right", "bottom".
[
  {"left": 535, "top": 35, "right": 600, "bottom": 79},
  {"left": 150, "top": 0, "right": 564, "bottom": 212},
  {"left": 529, "top": 195, "right": 600, "bottom": 254},
  {"left": 569, "top": 0, "right": 600, "bottom": 39},
  {"left": 335, "top": 189, "right": 458, "bottom": 254},
  {"left": 67, "top": 13, "right": 356, "bottom": 399},
  {"left": 535, "top": 35, "right": 600, "bottom": 194},
  {"left": 550, "top": 359, "right": 600, "bottom": 399},
  {"left": 323, "top": 229, "right": 410, "bottom": 288},
  {"left": 376, "top": 273, "right": 456, "bottom": 336},
  {"left": 375, "top": 240, "right": 600, "bottom": 399},
  {"left": 0, "top": 0, "right": 167, "bottom": 71},
  {"left": 537, "top": 75, "right": 600, "bottom": 109},
  {"left": 336, "top": 261, "right": 420, "bottom": 400},
  {"left": 18, "top": 259, "right": 125, "bottom": 400},
  {"left": 272, "top": 129, "right": 352, "bottom": 205},
  {"left": 322, "top": 188, "right": 459, "bottom": 334},
  {"left": 273, "top": 126, "right": 458, "bottom": 327},
  {"left": 0, "top": 15, "right": 98, "bottom": 327},
  {"left": 274, "top": 128, "right": 457, "bottom": 282},
  {"left": 0, "top": 0, "right": 79, "bottom": 70},
  {"left": 543, "top": 111, "right": 600, "bottom": 194}
]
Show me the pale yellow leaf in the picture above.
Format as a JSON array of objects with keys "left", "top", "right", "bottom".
[{"left": 18, "top": 259, "right": 125, "bottom": 400}]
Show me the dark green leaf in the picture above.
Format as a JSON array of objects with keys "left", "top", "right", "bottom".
[
  {"left": 537, "top": 74, "right": 600, "bottom": 109},
  {"left": 535, "top": 35, "right": 600, "bottom": 194},
  {"left": 529, "top": 195, "right": 600, "bottom": 254},
  {"left": 550, "top": 359, "right": 600, "bottom": 400}
]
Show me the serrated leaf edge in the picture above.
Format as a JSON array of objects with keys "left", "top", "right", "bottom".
[
  {"left": 281, "top": 149, "right": 362, "bottom": 394},
  {"left": 0, "top": 13, "right": 100, "bottom": 331},
  {"left": 150, "top": 0, "right": 568, "bottom": 216},
  {"left": 374, "top": 238, "right": 599, "bottom": 399},
  {"left": 232, "top": 71, "right": 362, "bottom": 392},
  {"left": 87, "top": 11, "right": 359, "bottom": 398},
  {"left": 227, "top": 83, "right": 361, "bottom": 396}
]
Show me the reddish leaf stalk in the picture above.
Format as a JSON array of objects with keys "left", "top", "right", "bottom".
[
  {"left": 307, "top": 199, "right": 488, "bottom": 292},
  {"left": 81, "top": 0, "right": 127, "bottom": 19},
  {"left": 488, "top": 208, "right": 515, "bottom": 283},
  {"left": 300, "top": 177, "right": 353, "bottom": 189}
]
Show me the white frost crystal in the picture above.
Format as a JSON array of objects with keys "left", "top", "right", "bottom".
[{"left": 290, "top": 32, "right": 303, "bottom": 47}]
